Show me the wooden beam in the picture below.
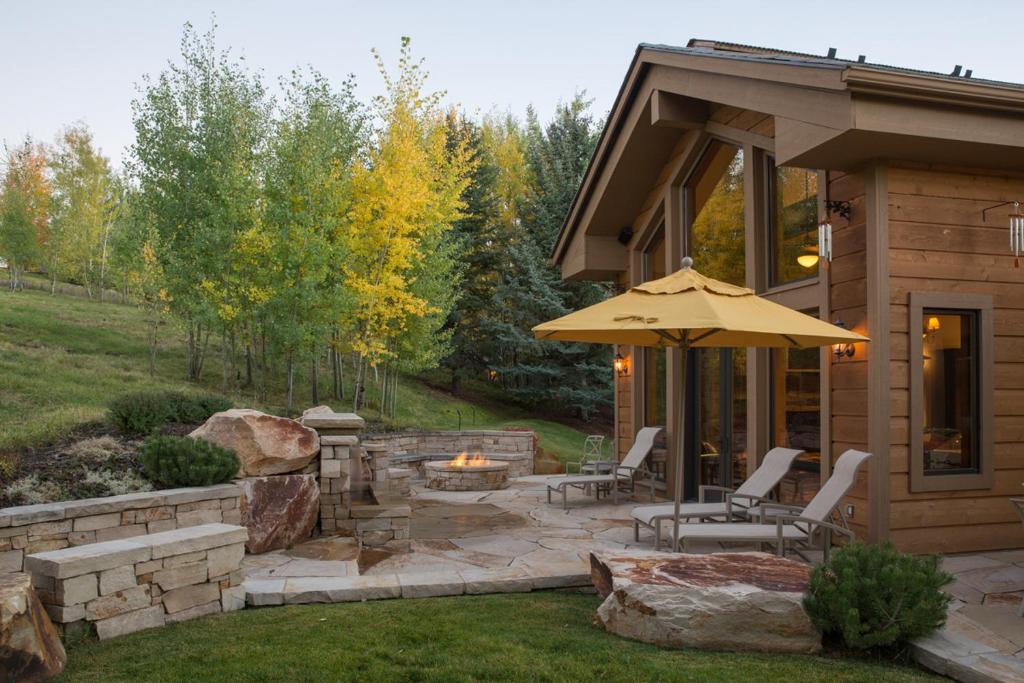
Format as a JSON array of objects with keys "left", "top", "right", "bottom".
[
  {"left": 705, "top": 121, "right": 775, "bottom": 152},
  {"left": 865, "top": 164, "right": 891, "bottom": 544},
  {"left": 774, "top": 117, "right": 846, "bottom": 167},
  {"left": 650, "top": 90, "right": 708, "bottom": 129}
]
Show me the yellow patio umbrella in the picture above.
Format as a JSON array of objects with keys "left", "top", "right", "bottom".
[{"left": 533, "top": 257, "right": 868, "bottom": 551}]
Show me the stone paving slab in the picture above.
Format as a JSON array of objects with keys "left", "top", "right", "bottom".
[{"left": 243, "top": 565, "right": 591, "bottom": 605}]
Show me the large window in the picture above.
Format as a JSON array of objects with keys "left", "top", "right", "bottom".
[
  {"left": 682, "top": 141, "right": 747, "bottom": 495},
  {"left": 909, "top": 293, "right": 993, "bottom": 492},
  {"left": 767, "top": 159, "right": 819, "bottom": 286},
  {"left": 771, "top": 310, "right": 822, "bottom": 505},
  {"left": 686, "top": 141, "right": 745, "bottom": 286}
]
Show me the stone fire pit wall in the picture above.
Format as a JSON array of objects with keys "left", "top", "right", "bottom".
[{"left": 363, "top": 430, "right": 536, "bottom": 478}]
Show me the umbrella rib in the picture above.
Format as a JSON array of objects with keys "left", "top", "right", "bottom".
[
  {"left": 654, "top": 330, "right": 681, "bottom": 345},
  {"left": 689, "top": 329, "right": 721, "bottom": 345},
  {"left": 782, "top": 334, "right": 803, "bottom": 347}
]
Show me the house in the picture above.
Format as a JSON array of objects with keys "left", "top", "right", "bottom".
[{"left": 551, "top": 39, "right": 1024, "bottom": 554}]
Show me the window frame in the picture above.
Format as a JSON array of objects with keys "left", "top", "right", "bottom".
[{"left": 908, "top": 292, "right": 994, "bottom": 493}]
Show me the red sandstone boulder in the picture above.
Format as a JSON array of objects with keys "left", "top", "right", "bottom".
[
  {"left": 590, "top": 551, "right": 820, "bottom": 654},
  {"left": 190, "top": 409, "right": 319, "bottom": 476},
  {"left": 0, "top": 573, "right": 66, "bottom": 681},
  {"left": 239, "top": 474, "right": 319, "bottom": 554}
]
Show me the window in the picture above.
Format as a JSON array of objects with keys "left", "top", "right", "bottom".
[
  {"left": 767, "top": 159, "right": 819, "bottom": 286},
  {"left": 685, "top": 141, "right": 745, "bottom": 286},
  {"left": 681, "top": 141, "right": 747, "bottom": 494},
  {"left": 909, "top": 293, "right": 993, "bottom": 492},
  {"left": 771, "top": 309, "right": 822, "bottom": 505}
]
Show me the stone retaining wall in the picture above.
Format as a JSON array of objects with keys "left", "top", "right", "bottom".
[
  {"left": 26, "top": 523, "right": 247, "bottom": 640},
  {"left": 0, "top": 484, "right": 242, "bottom": 573}
]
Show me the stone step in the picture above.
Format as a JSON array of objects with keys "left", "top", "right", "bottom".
[
  {"left": 244, "top": 564, "right": 590, "bottom": 606},
  {"left": 26, "top": 524, "right": 248, "bottom": 579}
]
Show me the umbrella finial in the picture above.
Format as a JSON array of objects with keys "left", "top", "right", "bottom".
[{"left": 680, "top": 256, "right": 693, "bottom": 270}]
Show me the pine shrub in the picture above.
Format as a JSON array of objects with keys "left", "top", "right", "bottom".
[
  {"left": 108, "top": 391, "right": 232, "bottom": 435},
  {"left": 140, "top": 435, "right": 239, "bottom": 487},
  {"left": 804, "top": 542, "right": 953, "bottom": 650}
]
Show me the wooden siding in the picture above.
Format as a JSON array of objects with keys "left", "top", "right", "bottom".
[
  {"left": 826, "top": 171, "right": 871, "bottom": 540},
  {"left": 886, "top": 164, "right": 1024, "bottom": 554}
]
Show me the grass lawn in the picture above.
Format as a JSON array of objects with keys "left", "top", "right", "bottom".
[
  {"left": 0, "top": 289, "right": 601, "bottom": 463},
  {"left": 59, "top": 593, "right": 936, "bottom": 682}
]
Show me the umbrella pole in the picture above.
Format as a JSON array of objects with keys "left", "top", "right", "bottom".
[{"left": 671, "top": 343, "right": 689, "bottom": 552}]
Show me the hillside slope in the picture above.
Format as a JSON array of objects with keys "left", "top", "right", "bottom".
[{"left": 0, "top": 289, "right": 602, "bottom": 464}]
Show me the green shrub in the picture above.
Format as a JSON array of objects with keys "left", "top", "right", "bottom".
[
  {"left": 108, "top": 391, "right": 232, "bottom": 435},
  {"left": 804, "top": 542, "right": 953, "bottom": 650},
  {"left": 139, "top": 435, "right": 239, "bottom": 487}
]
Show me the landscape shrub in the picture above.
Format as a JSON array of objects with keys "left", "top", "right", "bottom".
[
  {"left": 108, "top": 390, "right": 232, "bottom": 435},
  {"left": 140, "top": 435, "right": 239, "bottom": 488},
  {"left": 803, "top": 542, "right": 953, "bottom": 650}
]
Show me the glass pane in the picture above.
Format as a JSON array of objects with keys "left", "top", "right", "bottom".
[
  {"left": 923, "top": 311, "right": 978, "bottom": 474},
  {"left": 689, "top": 143, "right": 745, "bottom": 286},
  {"left": 770, "top": 165, "right": 819, "bottom": 285},
  {"left": 731, "top": 348, "right": 748, "bottom": 487},
  {"left": 772, "top": 339, "right": 822, "bottom": 505},
  {"left": 641, "top": 228, "right": 667, "bottom": 482},
  {"left": 696, "top": 348, "right": 747, "bottom": 492}
]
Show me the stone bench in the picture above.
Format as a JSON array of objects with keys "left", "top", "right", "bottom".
[{"left": 25, "top": 523, "right": 247, "bottom": 640}]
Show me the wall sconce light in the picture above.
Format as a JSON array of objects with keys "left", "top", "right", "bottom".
[
  {"left": 832, "top": 320, "right": 855, "bottom": 361},
  {"left": 613, "top": 352, "right": 631, "bottom": 378},
  {"left": 981, "top": 200, "right": 1024, "bottom": 268},
  {"left": 926, "top": 316, "right": 941, "bottom": 334}
]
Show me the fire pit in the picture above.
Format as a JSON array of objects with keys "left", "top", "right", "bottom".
[{"left": 424, "top": 452, "right": 509, "bottom": 491}]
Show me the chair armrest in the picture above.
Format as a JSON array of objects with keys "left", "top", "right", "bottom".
[
  {"left": 775, "top": 514, "right": 856, "bottom": 541},
  {"left": 698, "top": 485, "right": 734, "bottom": 504},
  {"left": 750, "top": 501, "right": 805, "bottom": 522},
  {"left": 725, "top": 493, "right": 774, "bottom": 518},
  {"left": 565, "top": 460, "right": 583, "bottom": 474}
]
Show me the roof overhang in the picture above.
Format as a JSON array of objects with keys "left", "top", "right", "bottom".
[{"left": 553, "top": 43, "right": 1024, "bottom": 280}]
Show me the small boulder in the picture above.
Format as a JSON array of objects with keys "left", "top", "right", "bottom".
[
  {"left": 300, "top": 405, "right": 334, "bottom": 423},
  {"left": 190, "top": 409, "right": 319, "bottom": 477},
  {"left": 0, "top": 573, "right": 66, "bottom": 681},
  {"left": 590, "top": 551, "right": 820, "bottom": 654},
  {"left": 239, "top": 474, "right": 319, "bottom": 554}
]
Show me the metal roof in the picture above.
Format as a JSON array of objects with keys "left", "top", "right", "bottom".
[{"left": 636, "top": 39, "right": 1024, "bottom": 92}]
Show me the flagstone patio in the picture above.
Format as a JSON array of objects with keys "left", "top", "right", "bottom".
[{"left": 242, "top": 475, "right": 673, "bottom": 603}]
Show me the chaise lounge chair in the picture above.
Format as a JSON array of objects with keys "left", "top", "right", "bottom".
[
  {"left": 546, "top": 427, "right": 661, "bottom": 509},
  {"left": 630, "top": 447, "right": 803, "bottom": 548},
  {"left": 670, "top": 449, "right": 872, "bottom": 560}
]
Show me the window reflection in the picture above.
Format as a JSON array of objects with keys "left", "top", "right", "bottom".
[
  {"left": 769, "top": 161, "right": 819, "bottom": 286},
  {"left": 922, "top": 311, "right": 979, "bottom": 474}
]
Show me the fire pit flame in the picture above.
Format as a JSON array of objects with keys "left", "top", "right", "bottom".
[{"left": 449, "top": 451, "right": 489, "bottom": 467}]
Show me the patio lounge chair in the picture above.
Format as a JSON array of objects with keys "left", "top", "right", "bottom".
[
  {"left": 546, "top": 427, "right": 661, "bottom": 509},
  {"left": 670, "top": 449, "right": 872, "bottom": 561},
  {"left": 630, "top": 447, "right": 803, "bottom": 548},
  {"left": 1013, "top": 496, "right": 1024, "bottom": 617}
]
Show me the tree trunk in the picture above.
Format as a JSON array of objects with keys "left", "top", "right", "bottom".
[
  {"left": 286, "top": 354, "right": 295, "bottom": 416},
  {"left": 352, "top": 355, "right": 366, "bottom": 412},
  {"left": 148, "top": 316, "right": 159, "bottom": 377},
  {"left": 331, "top": 343, "right": 342, "bottom": 402},
  {"left": 311, "top": 352, "right": 320, "bottom": 406},
  {"left": 50, "top": 272, "right": 57, "bottom": 295},
  {"left": 221, "top": 329, "right": 230, "bottom": 393}
]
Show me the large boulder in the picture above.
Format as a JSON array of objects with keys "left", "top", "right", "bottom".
[
  {"left": 0, "top": 573, "right": 66, "bottom": 681},
  {"left": 190, "top": 409, "right": 319, "bottom": 476},
  {"left": 590, "top": 551, "right": 820, "bottom": 654},
  {"left": 239, "top": 474, "right": 319, "bottom": 554}
]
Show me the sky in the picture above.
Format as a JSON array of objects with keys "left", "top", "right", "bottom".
[{"left": 2, "top": 0, "right": 1023, "bottom": 167}]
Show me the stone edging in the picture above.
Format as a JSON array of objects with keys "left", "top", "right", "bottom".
[
  {"left": 912, "top": 629, "right": 1024, "bottom": 682},
  {"left": 245, "top": 564, "right": 590, "bottom": 605}
]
